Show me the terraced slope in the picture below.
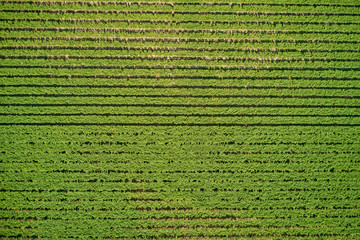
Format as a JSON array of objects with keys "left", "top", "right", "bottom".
[{"left": 1, "top": 0, "right": 360, "bottom": 239}]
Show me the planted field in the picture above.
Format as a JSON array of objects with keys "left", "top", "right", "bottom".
[{"left": 0, "top": 0, "right": 360, "bottom": 239}]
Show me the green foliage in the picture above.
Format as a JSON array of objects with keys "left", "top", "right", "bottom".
[{"left": 1, "top": 0, "right": 360, "bottom": 239}]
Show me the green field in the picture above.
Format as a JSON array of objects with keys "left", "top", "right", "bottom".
[{"left": 1, "top": 0, "right": 360, "bottom": 239}]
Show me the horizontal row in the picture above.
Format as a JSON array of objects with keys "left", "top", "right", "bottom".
[
  {"left": 2, "top": 46, "right": 359, "bottom": 55},
  {"left": 3, "top": 216, "right": 358, "bottom": 223},
  {"left": 2, "top": 103, "right": 360, "bottom": 108},
  {"left": 5, "top": 159, "right": 358, "bottom": 164},
  {"left": 2, "top": 1, "right": 359, "bottom": 7},
  {"left": 2, "top": 113, "right": 360, "bottom": 117},
  {"left": 3, "top": 177, "right": 354, "bottom": 183},
  {"left": 0, "top": 128, "right": 356, "bottom": 134},
  {"left": 2, "top": 27, "right": 360, "bottom": 35},
  {"left": 3, "top": 36, "right": 359, "bottom": 44},
  {"left": 2, "top": 65, "right": 360, "bottom": 71},
  {"left": 2, "top": 233, "right": 359, "bottom": 239},
  {"left": 0, "top": 124, "right": 353, "bottom": 127},
  {"left": 2, "top": 18, "right": 360, "bottom": 26},
  {"left": 2, "top": 75, "right": 359, "bottom": 82},
  {"left": 2, "top": 140, "right": 357, "bottom": 145},
  {"left": 4, "top": 150, "right": 358, "bottom": 155},
  {"left": 2, "top": 55, "right": 359, "bottom": 62},
  {"left": 2, "top": 9, "right": 360, "bottom": 16},
  {"left": 2, "top": 168, "right": 358, "bottom": 174},
  {"left": 2, "top": 94, "right": 360, "bottom": 99}
]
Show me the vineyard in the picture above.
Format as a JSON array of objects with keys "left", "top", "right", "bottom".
[{"left": 0, "top": 0, "right": 360, "bottom": 239}]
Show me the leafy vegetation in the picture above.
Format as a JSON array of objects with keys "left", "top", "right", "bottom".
[{"left": 0, "top": 0, "right": 359, "bottom": 239}]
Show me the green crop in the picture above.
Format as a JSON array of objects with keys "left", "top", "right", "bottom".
[{"left": 1, "top": 0, "right": 359, "bottom": 239}]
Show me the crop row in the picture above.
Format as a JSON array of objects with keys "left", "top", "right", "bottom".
[
  {"left": 1, "top": 14, "right": 359, "bottom": 31},
  {"left": 2, "top": 106, "right": 359, "bottom": 118},
  {"left": 12, "top": 148, "right": 342, "bottom": 158},
  {"left": 0, "top": 36, "right": 359, "bottom": 46},
  {"left": 2, "top": 203, "right": 359, "bottom": 218},
  {"left": 3, "top": 148, "right": 358, "bottom": 155},
  {"left": 2, "top": 70, "right": 358, "bottom": 81},
  {"left": 1, "top": 63, "right": 349, "bottom": 78},
  {"left": 0, "top": 51, "right": 360, "bottom": 64},
  {"left": 2, "top": 18, "right": 359, "bottom": 26},
  {"left": 2, "top": 101, "right": 360, "bottom": 108},
  {"left": 3, "top": 82, "right": 358, "bottom": 89},
  {"left": 3, "top": 26, "right": 359, "bottom": 35},
  {"left": 2, "top": 83, "right": 358, "bottom": 94},
  {"left": 2, "top": 176, "right": 357, "bottom": 185},
  {"left": 1, "top": 1, "right": 359, "bottom": 8},
  {"left": 3, "top": 93, "right": 359, "bottom": 99},
  {"left": 2, "top": 108, "right": 358, "bottom": 119},
  {"left": 2, "top": 75, "right": 358, "bottom": 82},
  {"left": 2, "top": 113, "right": 360, "bottom": 118},
  {"left": 2, "top": 127, "right": 355, "bottom": 136},
  {"left": 0, "top": 38, "right": 356, "bottom": 56},
  {"left": 2, "top": 156, "right": 358, "bottom": 170},
  {"left": 2, "top": 12, "right": 358, "bottom": 26},
  {"left": 2, "top": 216, "right": 357, "bottom": 225},
  {"left": 2, "top": 139, "right": 358, "bottom": 147},
  {"left": 4, "top": 70, "right": 356, "bottom": 79},
  {"left": 1, "top": 204, "right": 358, "bottom": 220},
  {"left": 0, "top": 84, "right": 360, "bottom": 101},
  {"left": 2, "top": 80, "right": 355, "bottom": 92},
  {"left": 3, "top": 158, "right": 359, "bottom": 167},
  {"left": 1, "top": 46, "right": 357, "bottom": 61},
  {"left": 2, "top": 231, "right": 358, "bottom": 239},
  {"left": 2, "top": 51, "right": 357, "bottom": 63},
  {"left": 3, "top": 61, "right": 358, "bottom": 71},
  {"left": 0, "top": 219, "right": 357, "bottom": 238},
  {"left": 0, "top": 101, "right": 360, "bottom": 111},
  {"left": 1, "top": 126, "right": 357, "bottom": 141},
  {"left": 3, "top": 28, "right": 359, "bottom": 42},
  {"left": 1, "top": 45, "right": 358, "bottom": 58},
  {"left": 2, "top": 84, "right": 356, "bottom": 92},
  {"left": 2, "top": 20, "right": 360, "bottom": 33},
  {"left": 2, "top": 54, "right": 359, "bottom": 63},
  {"left": 4, "top": 191, "right": 354, "bottom": 203},
  {"left": 1, "top": 57, "right": 358, "bottom": 71},
  {"left": 3, "top": 184, "right": 359, "bottom": 193},
  {"left": 2, "top": 151, "right": 359, "bottom": 163},
  {"left": 1, "top": 194, "right": 358, "bottom": 211},
  {"left": 1, "top": 187, "right": 358, "bottom": 201},
  {"left": 1, "top": 117, "right": 359, "bottom": 126},
  {"left": 2, "top": 44, "right": 359, "bottom": 59},
  {"left": 2, "top": 64, "right": 360, "bottom": 71},
  {"left": 2, "top": 123, "right": 360, "bottom": 127},
  {"left": 2, "top": 138, "right": 359, "bottom": 152},
  {"left": 1, "top": 174, "right": 358, "bottom": 187},
  {"left": 1, "top": 149, "right": 360, "bottom": 158},
  {"left": 1, "top": 9, "right": 360, "bottom": 17},
  {"left": 2, "top": 160, "right": 358, "bottom": 174}
]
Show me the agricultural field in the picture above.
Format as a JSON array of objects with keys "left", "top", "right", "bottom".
[{"left": 0, "top": 0, "right": 360, "bottom": 239}]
